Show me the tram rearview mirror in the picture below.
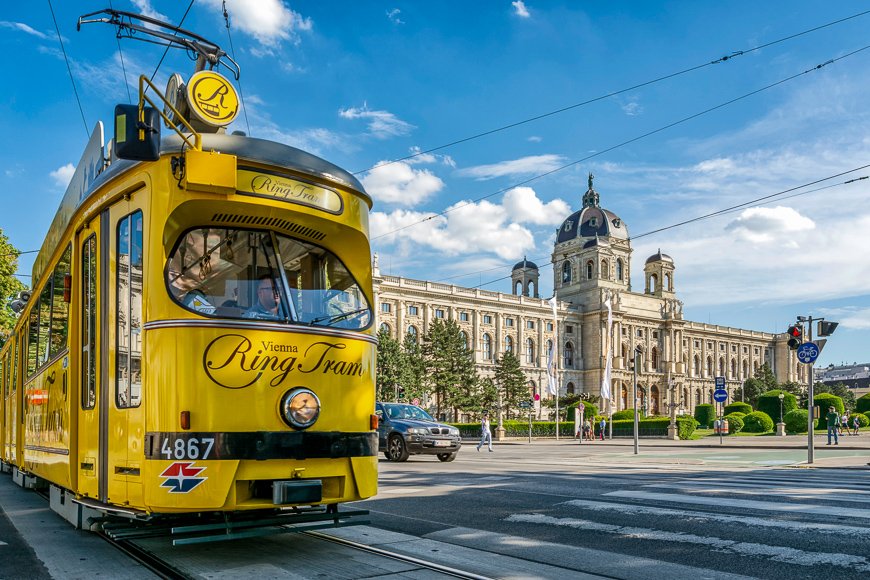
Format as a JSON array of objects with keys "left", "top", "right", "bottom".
[{"left": 114, "top": 104, "right": 161, "bottom": 161}]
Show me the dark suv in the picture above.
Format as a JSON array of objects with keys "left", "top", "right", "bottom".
[{"left": 375, "top": 402, "right": 462, "bottom": 462}]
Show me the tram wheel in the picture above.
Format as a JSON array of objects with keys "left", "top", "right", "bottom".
[
  {"left": 436, "top": 453, "right": 456, "bottom": 462},
  {"left": 387, "top": 435, "right": 409, "bottom": 462}
]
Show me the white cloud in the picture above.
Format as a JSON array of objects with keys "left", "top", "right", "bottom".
[
  {"left": 362, "top": 161, "right": 444, "bottom": 206},
  {"left": 387, "top": 9, "right": 404, "bottom": 24},
  {"left": 512, "top": 1, "right": 531, "bottom": 18},
  {"left": 527, "top": 136, "right": 542, "bottom": 143},
  {"left": 405, "top": 147, "right": 455, "bottom": 167},
  {"left": 502, "top": 187, "right": 571, "bottom": 225},
  {"left": 457, "top": 154, "right": 565, "bottom": 180},
  {"left": 816, "top": 307, "right": 870, "bottom": 330},
  {"left": 200, "top": 0, "right": 312, "bottom": 48},
  {"left": 50, "top": 163, "right": 75, "bottom": 189},
  {"left": 724, "top": 206, "right": 815, "bottom": 245},
  {"left": 621, "top": 101, "right": 643, "bottom": 116},
  {"left": 131, "top": 0, "right": 170, "bottom": 24},
  {"left": 0, "top": 21, "right": 48, "bottom": 39},
  {"left": 339, "top": 105, "right": 415, "bottom": 139}
]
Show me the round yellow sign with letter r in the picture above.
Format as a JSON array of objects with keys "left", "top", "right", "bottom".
[{"left": 186, "top": 70, "right": 239, "bottom": 127}]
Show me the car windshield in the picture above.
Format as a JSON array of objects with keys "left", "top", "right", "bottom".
[
  {"left": 383, "top": 404, "right": 435, "bottom": 422},
  {"left": 167, "top": 227, "right": 371, "bottom": 330}
]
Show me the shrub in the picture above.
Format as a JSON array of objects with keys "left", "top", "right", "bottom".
[
  {"left": 724, "top": 402, "right": 753, "bottom": 415},
  {"left": 784, "top": 409, "right": 809, "bottom": 433},
  {"left": 742, "top": 411, "right": 774, "bottom": 433},
  {"left": 849, "top": 413, "right": 869, "bottom": 428},
  {"left": 865, "top": 411, "right": 870, "bottom": 426},
  {"left": 612, "top": 409, "right": 635, "bottom": 421},
  {"left": 724, "top": 413, "right": 744, "bottom": 434},
  {"left": 694, "top": 404, "right": 717, "bottom": 428},
  {"left": 757, "top": 390, "right": 797, "bottom": 424},
  {"left": 856, "top": 393, "right": 870, "bottom": 414},
  {"left": 565, "top": 400, "right": 599, "bottom": 422},
  {"left": 813, "top": 393, "right": 844, "bottom": 429}
]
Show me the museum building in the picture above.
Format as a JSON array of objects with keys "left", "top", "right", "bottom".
[{"left": 373, "top": 176, "right": 804, "bottom": 417}]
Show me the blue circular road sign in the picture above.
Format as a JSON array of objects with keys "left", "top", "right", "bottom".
[
  {"left": 713, "top": 389, "right": 728, "bottom": 403},
  {"left": 797, "top": 341, "right": 820, "bottom": 364}
]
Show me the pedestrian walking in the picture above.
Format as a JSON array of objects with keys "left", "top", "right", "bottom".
[
  {"left": 840, "top": 413, "right": 849, "bottom": 435},
  {"left": 826, "top": 406, "right": 840, "bottom": 445},
  {"left": 585, "top": 419, "right": 593, "bottom": 441},
  {"left": 599, "top": 417, "right": 606, "bottom": 441},
  {"left": 853, "top": 415, "right": 861, "bottom": 436},
  {"left": 476, "top": 412, "right": 493, "bottom": 452}
]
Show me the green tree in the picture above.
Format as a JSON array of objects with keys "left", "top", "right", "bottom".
[
  {"left": 814, "top": 382, "right": 856, "bottom": 412},
  {"left": 740, "top": 362, "right": 778, "bottom": 407},
  {"left": 421, "top": 319, "right": 478, "bottom": 420},
  {"left": 493, "top": 351, "right": 528, "bottom": 418},
  {"left": 0, "top": 228, "right": 27, "bottom": 348},
  {"left": 376, "top": 328, "right": 406, "bottom": 402},
  {"left": 474, "top": 376, "right": 498, "bottom": 416},
  {"left": 401, "top": 332, "right": 425, "bottom": 402}
]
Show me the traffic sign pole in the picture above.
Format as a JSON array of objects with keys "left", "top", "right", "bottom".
[{"left": 807, "top": 319, "right": 814, "bottom": 465}]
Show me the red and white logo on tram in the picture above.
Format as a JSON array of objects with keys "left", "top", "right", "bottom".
[{"left": 159, "top": 462, "right": 208, "bottom": 493}]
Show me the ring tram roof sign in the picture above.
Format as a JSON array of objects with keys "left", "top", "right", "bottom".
[{"left": 186, "top": 70, "right": 240, "bottom": 127}]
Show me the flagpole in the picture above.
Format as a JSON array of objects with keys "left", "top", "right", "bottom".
[{"left": 548, "top": 295, "right": 560, "bottom": 441}]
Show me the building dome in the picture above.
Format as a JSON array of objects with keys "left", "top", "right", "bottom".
[
  {"left": 556, "top": 174, "right": 629, "bottom": 244},
  {"left": 512, "top": 257, "right": 538, "bottom": 271},
  {"left": 645, "top": 249, "right": 673, "bottom": 264},
  {"left": 582, "top": 235, "right": 610, "bottom": 249}
]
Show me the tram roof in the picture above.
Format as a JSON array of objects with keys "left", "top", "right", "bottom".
[{"left": 32, "top": 130, "right": 371, "bottom": 287}]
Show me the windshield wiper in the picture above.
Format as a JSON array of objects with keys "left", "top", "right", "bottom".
[{"left": 309, "top": 307, "right": 369, "bottom": 326}]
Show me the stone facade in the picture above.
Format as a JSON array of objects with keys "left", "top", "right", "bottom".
[{"left": 373, "top": 177, "right": 803, "bottom": 418}]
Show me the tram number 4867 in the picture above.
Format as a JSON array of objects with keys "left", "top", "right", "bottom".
[{"left": 160, "top": 436, "right": 215, "bottom": 460}]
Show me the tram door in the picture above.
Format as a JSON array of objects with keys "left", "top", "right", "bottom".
[
  {"left": 76, "top": 221, "right": 100, "bottom": 499},
  {"left": 105, "top": 199, "right": 146, "bottom": 506}
]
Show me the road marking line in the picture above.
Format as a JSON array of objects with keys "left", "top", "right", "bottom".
[
  {"left": 671, "top": 478, "right": 870, "bottom": 493},
  {"left": 604, "top": 490, "right": 870, "bottom": 519},
  {"left": 507, "top": 513, "right": 870, "bottom": 572},
  {"left": 643, "top": 483, "right": 870, "bottom": 503},
  {"left": 562, "top": 499, "right": 870, "bottom": 536}
]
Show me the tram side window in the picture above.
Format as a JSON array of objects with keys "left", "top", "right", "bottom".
[
  {"left": 27, "top": 306, "right": 39, "bottom": 376},
  {"left": 166, "top": 227, "right": 371, "bottom": 330},
  {"left": 49, "top": 245, "right": 72, "bottom": 358},
  {"left": 116, "top": 211, "right": 143, "bottom": 409},
  {"left": 1, "top": 356, "right": 5, "bottom": 397},
  {"left": 82, "top": 235, "right": 97, "bottom": 409},
  {"left": 24, "top": 245, "right": 73, "bottom": 376}
]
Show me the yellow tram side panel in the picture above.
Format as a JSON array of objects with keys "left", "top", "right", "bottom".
[{"left": 22, "top": 353, "right": 72, "bottom": 489}]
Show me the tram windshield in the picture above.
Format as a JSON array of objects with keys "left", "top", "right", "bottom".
[{"left": 167, "top": 228, "right": 372, "bottom": 330}]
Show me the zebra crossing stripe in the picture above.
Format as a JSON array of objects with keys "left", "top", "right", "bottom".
[
  {"left": 506, "top": 513, "right": 870, "bottom": 573},
  {"left": 643, "top": 483, "right": 870, "bottom": 504},
  {"left": 562, "top": 499, "right": 870, "bottom": 536},
  {"left": 604, "top": 490, "right": 870, "bottom": 519}
]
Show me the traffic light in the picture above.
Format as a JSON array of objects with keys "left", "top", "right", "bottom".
[
  {"left": 786, "top": 325, "right": 803, "bottom": 350},
  {"left": 817, "top": 321, "right": 839, "bottom": 337}
]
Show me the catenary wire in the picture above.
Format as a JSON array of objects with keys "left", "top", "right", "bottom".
[
  {"left": 352, "top": 9, "right": 870, "bottom": 175},
  {"left": 47, "top": 0, "right": 88, "bottom": 137},
  {"left": 108, "top": 0, "right": 133, "bottom": 103},
  {"left": 372, "top": 45, "right": 870, "bottom": 242},
  {"left": 148, "top": 0, "right": 196, "bottom": 86},
  {"left": 223, "top": 0, "right": 252, "bottom": 136}
]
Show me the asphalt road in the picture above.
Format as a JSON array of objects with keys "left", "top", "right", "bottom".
[{"left": 355, "top": 441, "right": 870, "bottom": 579}]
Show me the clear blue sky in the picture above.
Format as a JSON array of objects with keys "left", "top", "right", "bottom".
[{"left": 1, "top": 1, "right": 868, "bottom": 367}]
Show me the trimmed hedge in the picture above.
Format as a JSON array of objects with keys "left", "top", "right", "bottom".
[
  {"left": 849, "top": 413, "right": 869, "bottom": 428},
  {"left": 565, "top": 400, "right": 599, "bottom": 421},
  {"left": 856, "top": 393, "right": 870, "bottom": 414},
  {"left": 742, "top": 411, "right": 775, "bottom": 433},
  {"left": 611, "top": 409, "right": 636, "bottom": 421},
  {"left": 814, "top": 393, "right": 844, "bottom": 430},
  {"left": 592, "top": 417, "right": 697, "bottom": 439},
  {"left": 865, "top": 411, "right": 870, "bottom": 425},
  {"left": 757, "top": 390, "right": 797, "bottom": 424},
  {"left": 724, "top": 413, "right": 744, "bottom": 434},
  {"left": 694, "top": 404, "right": 717, "bottom": 428},
  {"left": 724, "top": 402, "right": 753, "bottom": 415},
  {"left": 784, "top": 409, "right": 809, "bottom": 433}
]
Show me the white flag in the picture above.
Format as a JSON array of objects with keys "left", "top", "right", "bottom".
[
  {"left": 546, "top": 341, "right": 557, "bottom": 395},
  {"left": 548, "top": 295, "right": 558, "bottom": 321},
  {"left": 601, "top": 297, "right": 613, "bottom": 401}
]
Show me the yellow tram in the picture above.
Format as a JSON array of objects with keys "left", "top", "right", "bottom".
[{"left": 0, "top": 10, "right": 377, "bottom": 541}]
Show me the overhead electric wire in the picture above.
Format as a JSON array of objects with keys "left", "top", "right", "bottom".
[
  {"left": 372, "top": 44, "right": 870, "bottom": 242},
  {"left": 148, "top": 0, "right": 196, "bottom": 85},
  {"left": 222, "top": 0, "right": 252, "bottom": 136},
  {"left": 47, "top": 0, "right": 88, "bottom": 137},
  {"left": 108, "top": 0, "right": 133, "bottom": 103},
  {"left": 463, "top": 168, "right": 870, "bottom": 290},
  {"left": 353, "top": 9, "right": 870, "bottom": 175}
]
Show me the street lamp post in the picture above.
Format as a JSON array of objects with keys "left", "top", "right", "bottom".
[
  {"left": 779, "top": 392, "right": 785, "bottom": 423},
  {"left": 776, "top": 391, "right": 786, "bottom": 436}
]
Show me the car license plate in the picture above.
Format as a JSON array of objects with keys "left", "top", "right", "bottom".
[{"left": 434, "top": 440, "right": 450, "bottom": 447}]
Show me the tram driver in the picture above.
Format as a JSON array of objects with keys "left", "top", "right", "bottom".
[{"left": 244, "top": 275, "right": 282, "bottom": 320}]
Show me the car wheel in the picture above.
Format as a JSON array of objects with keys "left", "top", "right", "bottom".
[
  {"left": 387, "top": 435, "right": 410, "bottom": 462},
  {"left": 437, "top": 452, "right": 456, "bottom": 462}
]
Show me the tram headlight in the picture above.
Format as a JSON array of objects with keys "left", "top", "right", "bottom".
[{"left": 280, "top": 388, "right": 321, "bottom": 429}]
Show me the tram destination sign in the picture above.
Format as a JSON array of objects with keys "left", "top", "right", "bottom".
[{"left": 237, "top": 168, "right": 344, "bottom": 215}]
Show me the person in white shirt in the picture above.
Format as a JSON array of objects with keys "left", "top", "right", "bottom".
[{"left": 477, "top": 412, "right": 493, "bottom": 452}]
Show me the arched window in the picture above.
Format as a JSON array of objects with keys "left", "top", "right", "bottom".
[
  {"left": 718, "top": 357, "right": 726, "bottom": 377},
  {"left": 514, "top": 281, "right": 522, "bottom": 295},
  {"left": 664, "top": 273, "right": 671, "bottom": 291},
  {"left": 529, "top": 380, "right": 537, "bottom": 398},
  {"left": 742, "top": 360, "right": 748, "bottom": 381},
  {"left": 482, "top": 333, "right": 492, "bottom": 360},
  {"left": 505, "top": 335, "right": 513, "bottom": 353},
  {"left": 586, "top": 260, "right": 594, "bottom": 280},
  {"left": 621, "top": 342, "right": 627, "bottom": 360},
  {"left": 562, "top": 261, "right": 571, "bottom": 283},
  {"left": 621, "top": 384, "right": 629, "bottom": 410},
  {"left": 694, "top": 388, "right": 701, "bottom": 407},
  {"left": 526, "top": 338, "right": 535, "bottom": 364},
  {"left": 379, "top": 322, "right": 391, "bottom": 335},
  {"left": 649, "top": 274, "right": 658, "bottom": 293},
  {"left": 651, "top": 346, "right": 659, "bottom": 371},
  {"left": 601, "top": 259, "right": 609, "bottom": 279},
  {"left": 616, "top": 259, "right": 624, "bottom": 281},
  {"left": 693, "top": 354, "right": 701, "bottom": 377},
  {"left": 407, "top": 325, "right": 418, "bottom": 343},
  {"left": 753, "top": 360, "right": 759, "bottom": 374},
  {"left": 706, "top": 356, "right": 713, "bottom": 377},
  {"left": 564, "top": 342, "right": 575, "bottom": 368},
  {"left": 566, "top": 382, "right": 575, "bottom": 395},
  {"left": 682, "top": 387, "right": 689, "bottom": 409},
  {"left": 730, "top": 358, "right": 737, "bottom": 379},
  {"left": 651, "top": 385, "right": 660, "bottom": 415},
  {"left": 547, "top": 339, "right": 553, "bottom": 356},
  {"left": 460, "top": 330, "right": 469, "bottom": 350}
]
